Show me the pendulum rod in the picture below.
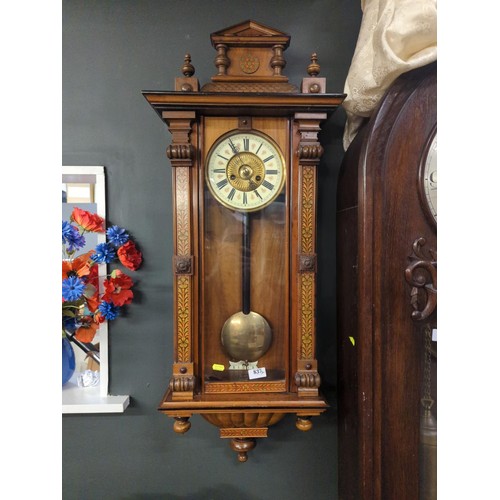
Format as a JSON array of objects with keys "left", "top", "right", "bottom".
[{"left": 242, "top": 211, "right": 251, "bottom": 315}]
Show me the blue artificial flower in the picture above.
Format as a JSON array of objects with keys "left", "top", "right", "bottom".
[
  {"left": 62, "top": 275, "right": 86, "bottom": 301},
  {"left": 106, "top": 225, "right": 129, "bottom": 247},
  {"left": 91, "top": 242, "right": 116, "bottom": 264},
  {"left": 62, "top": 221, "right": 86, "bottom": 252},
  {"left": 98, "top": 301, "right": 120, "bottom": 320},
  {"left": 62, "top": 221, "right": 73, "bottom": 243}
]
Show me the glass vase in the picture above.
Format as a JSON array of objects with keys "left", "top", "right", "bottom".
[{"left": 62, "top": 336, "right": 76, "bottom": 385}]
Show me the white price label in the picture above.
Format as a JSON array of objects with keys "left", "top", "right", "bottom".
[
  {"left": 248, "top": 367, "right": 267, "bottom": 380},
  {"left": 432, "top": 328, "right": 437, "bottom": 342}
]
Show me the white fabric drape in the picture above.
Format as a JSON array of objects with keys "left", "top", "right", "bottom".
[{"left": 343, "top": 0, "right": 437, "bottom": 150}]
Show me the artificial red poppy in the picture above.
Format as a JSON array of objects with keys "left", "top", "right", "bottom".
[
  {"left": 62, "top": 251, "right": 94, "bottom": 280},
  {"left": 117, "top": 240, "right": 142, "bottom": 271},
  {"left": 102, "top": 270, "right": 134, "bottom": 306},
  {"left": 85, "top": 291, "right": 101, "bottom": 313},
  {"left": 86, "top": 262, "right": 99, "bottom": 288},
  {"left": 75, "top": 321, "right": 99, "bottom": 343},
  {"left": 71, "top": 207, "right": 105, "bottom": 233},
  {"left": 93, "top": 310, "right": 106, "bottom": 324}
]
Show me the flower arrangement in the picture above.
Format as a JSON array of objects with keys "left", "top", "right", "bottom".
[{"left": 62, "top": 207, "right": 142, "bottom": 346}]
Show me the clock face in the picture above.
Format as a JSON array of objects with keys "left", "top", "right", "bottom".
[
  {"left": 422, "top": 131, "right": 437, "bottom": 224},
  {"left": 206, "top": 130, "right": 286, "bottom": 212}
]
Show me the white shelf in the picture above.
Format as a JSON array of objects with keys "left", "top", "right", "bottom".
[{"left": 62, "top": 374, "right": 130, "bottom": 414}]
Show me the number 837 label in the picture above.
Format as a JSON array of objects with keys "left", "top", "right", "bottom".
[{"left": 248, "top": 367, "right": 267, "bottom": 380}]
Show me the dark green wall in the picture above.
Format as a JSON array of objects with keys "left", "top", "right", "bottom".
[{"left": 62, "top": 1, "right": 361, "bottom": 498}]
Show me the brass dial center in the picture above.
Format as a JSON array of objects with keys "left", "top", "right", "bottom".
[
  {"left": 227, "top": 152, "right": 265, "bottom": 192},
  {"left": 239, "top": 165, "right": 253, "bottom": 179}
]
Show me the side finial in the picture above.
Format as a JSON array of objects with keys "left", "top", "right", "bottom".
[
  {"left": 175, "top": 53, "right": 199, "bottom": 92},
  {"left": 182, "top": 54, "right": 195, "bottom": 77},
  {"left": 307, "top": 53, "right": 320, "bottom": 77}
]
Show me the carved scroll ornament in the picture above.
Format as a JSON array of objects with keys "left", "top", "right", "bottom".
[{"left": 405, "top": 237, "right": 437, "bottom": 321}]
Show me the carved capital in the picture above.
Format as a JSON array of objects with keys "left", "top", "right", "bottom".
[
  {"left": 295, "top": 370, "right": 321, "bottom": 389},
  {"left": 405, "top": 237, "right": 437, "bottom": 321},
  {"left": 169, "top": 375, "right": 196, "bottom": 393},
  {"left": 169, "top": 373, "right": 196, "bottom": 402},
  {"left": 295, "top": 113, "right": 327, "bottom": 167},
  {"left": 162, "top": 111, "right": 196, "bottom": 168},
  {"left": 166, "top": 144, "right": 194, "bottom": 161},
  {"left": 298, "top": 144, "right": 324, "bottom": 160}
]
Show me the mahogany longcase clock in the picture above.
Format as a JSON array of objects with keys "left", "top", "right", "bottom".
[
  {"left": 143, "top": 20, "right": 344, "bottom": 462},
  {"left": 337, "top": 62, "right": 436, "bottom": 498}
]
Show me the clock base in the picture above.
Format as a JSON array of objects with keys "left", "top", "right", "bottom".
[{"left": 159, "top": 389, "right": 328, "bottom": 461}]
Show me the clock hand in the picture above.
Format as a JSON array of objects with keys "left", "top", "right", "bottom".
[
  {"left": 228, "top": 137, "right": 239, "bottom": 155},
  {"left": 247, "top": 179, "right": 258, "bottom": 191},
  {"left": 232, "top": 152, "right": 244, "bottom": 168}
]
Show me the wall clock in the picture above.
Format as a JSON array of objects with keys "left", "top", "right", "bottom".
[{"left": 143, "top": 20, "right": 344, "bottom": 461}]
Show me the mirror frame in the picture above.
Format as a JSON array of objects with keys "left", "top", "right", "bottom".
[{"left": 62, "top": 166, "right": 109, "bottom": 397}]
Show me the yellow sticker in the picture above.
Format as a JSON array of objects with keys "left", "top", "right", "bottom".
[
  {"left": 349, "top": 336, "right": 355, "bottom": 346},
  {"left": 212, "top": 363, "right": 225, "bottom": 372}
]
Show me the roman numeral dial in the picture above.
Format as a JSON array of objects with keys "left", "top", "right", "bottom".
[{"left": 206, "top": 130, "right": 286, "bottom": 212}]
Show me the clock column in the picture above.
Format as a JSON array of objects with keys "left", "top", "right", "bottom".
[
  {"left": 163, "top": 111, "right": 198, "bottom": 410},
  {"left": 293, "top": 114, "right": 325, "bottom": 403}
]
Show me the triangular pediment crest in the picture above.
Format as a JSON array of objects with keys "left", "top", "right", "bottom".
[
  {"left": 210, "top": 20, "right": 290, "bottom": 49},
  {"left": 211, "top": 20, "right": 288, "bottom": 38}
]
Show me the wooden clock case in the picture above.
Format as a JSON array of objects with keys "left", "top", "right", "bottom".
[
  {"left": 337, "top": 62, "right": 437, "bottom": 498},
  {"left": 143, "top": 21, "right": 345, "bottom": 461}
]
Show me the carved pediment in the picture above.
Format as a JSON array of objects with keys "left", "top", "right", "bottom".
[
  {"left": 205, "top": 20, "right": 295, "bottom": 92},
  {"left": 210, "top": 20, "right": 290, "bottom": 48}
]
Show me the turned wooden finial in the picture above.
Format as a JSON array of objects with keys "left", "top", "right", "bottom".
[
  {"left": 230, "top": 438, "right": 257, "bottom": 463},
  {"left": 181, "top": 54, "right": 195, "bottom": 77},
  {"left": 307, "top": 53, "right": 321, "bottom": 77},
  {"left": 301, "top": 52, "right": 325, "bottom": 93},
  {"left": 175, "top": 54, "right": 199, "bottom": 92}
]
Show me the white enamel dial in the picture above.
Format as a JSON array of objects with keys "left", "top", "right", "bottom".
[
  {"left": 423, "top": 133, "right": 437, "bottom": 223},
  {"left": 206, "top": 130, "right": 285, "bottom": 212}
]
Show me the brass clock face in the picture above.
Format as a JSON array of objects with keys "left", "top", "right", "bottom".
[
  {"left": 206, "top": 130, "right": 286, "bottom": 212},
  {"left": 421, "top": 129, "right": 437, "bottom": 224}
]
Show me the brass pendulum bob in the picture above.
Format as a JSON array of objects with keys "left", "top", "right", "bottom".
[
  {"left": 221, "top": 211, "right": 272, "bottom": 363},
  {"left": 419, "top": 326, "right": 437, "bottom": 500}
]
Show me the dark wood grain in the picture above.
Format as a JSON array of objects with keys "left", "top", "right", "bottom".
[{"left": 337, "top": 62, "right": 437, "bottom": 499}]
